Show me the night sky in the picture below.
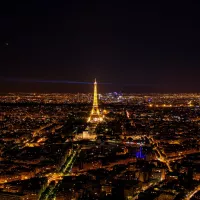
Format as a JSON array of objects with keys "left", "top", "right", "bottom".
[{"left": 1, "top": 1, "right": 200, "bottom": 93}]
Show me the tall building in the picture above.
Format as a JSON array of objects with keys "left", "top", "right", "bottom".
[
  {"left": 75, "top": 79, "right": 103, "bottom": 141},
  {"left": 87, "top": 79, "right": 103, "bottom": 123}
]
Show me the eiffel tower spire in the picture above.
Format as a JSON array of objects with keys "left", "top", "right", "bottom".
[
  {"left": 92, "top": 78, "right": 98, "bottom": 108},
  {"left": 88, "top": 79, "right": 103, "bottom": 123}
]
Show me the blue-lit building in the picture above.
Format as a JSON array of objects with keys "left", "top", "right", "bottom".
[{"left": 136, "top": 146, "right": 145, "bottom": 159}]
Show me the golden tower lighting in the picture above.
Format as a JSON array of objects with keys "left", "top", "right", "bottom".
[{"left": 87, "top": 79, "right": 103, "bottom": 123}]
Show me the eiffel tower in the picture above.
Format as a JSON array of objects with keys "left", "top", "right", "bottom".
[{"left": 87, "top": 79, "right": 103, "bottom": 123}]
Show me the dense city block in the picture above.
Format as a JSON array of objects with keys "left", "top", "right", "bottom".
[{"left": 0, "top": 92, "right": 200, "bottom": 199}]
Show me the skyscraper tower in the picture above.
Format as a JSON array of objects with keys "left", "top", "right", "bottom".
[{"left": 88, "top": 79, "right": 103, "bottom": 123}]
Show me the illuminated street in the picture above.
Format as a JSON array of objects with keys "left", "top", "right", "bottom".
[{"left": 39, "top": 145, "right": 81, "bottom": 200}]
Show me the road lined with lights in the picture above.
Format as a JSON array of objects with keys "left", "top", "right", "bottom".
[
  {"left": 39, "top": 145, "right": 81, "bottom": 200},
  {"left": 183, "top": 185, "right": 200, "bottom": 200},
  {"left": 146, "top": 136, "right": 173, "bottom": 172}
]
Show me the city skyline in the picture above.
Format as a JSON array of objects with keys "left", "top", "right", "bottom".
[
  {"left": 1, "top": 2, "right": 200, "bottom": 200},
  {"left": 0, "top": 91, "right": 199, "bottom": 199}
]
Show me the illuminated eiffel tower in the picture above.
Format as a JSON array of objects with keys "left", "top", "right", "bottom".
[{"left": 87, "top": 79, "right": 103, "bottom": 123}]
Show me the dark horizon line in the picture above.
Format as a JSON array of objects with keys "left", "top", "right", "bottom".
[
  {"left": 0, "top": 91, "right": 200, "bottom": 94},
  {"left": 0, "top": 77, "right": 156, "bottom": 86}
]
